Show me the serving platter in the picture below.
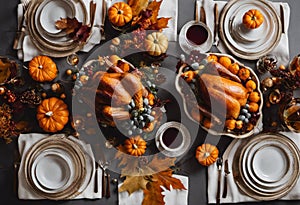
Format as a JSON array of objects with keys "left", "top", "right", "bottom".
[
  {"left": 175, "top": 53, "right": 263, "bottom": 139},
  {"left": 23, "top": 135, "right": 93, "bottom": 200},
  {"left": 26, "top": 0, "right": 88, "bottom": 57},
  {"left": 233, "top": 133, "right": 300, "bottom": 200},
  {"left": 219, "top": 0, "right": 281, "bottom": 60}
]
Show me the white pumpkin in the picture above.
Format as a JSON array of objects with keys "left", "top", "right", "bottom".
[{"left": 145, "top": 32, "right": 169, "bottom": 56}]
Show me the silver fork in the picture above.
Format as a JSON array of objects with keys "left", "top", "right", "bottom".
[
  {"left": 98, "top": 160, "right": 111, "bottom": 198},
  {"left": 13, "top": 0, "right": 30, "bottom": 49}
]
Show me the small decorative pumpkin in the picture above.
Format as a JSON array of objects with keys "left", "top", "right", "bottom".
[
  {"left": 242, "top": 9, "right": 264, "bottom": 29},
  {"left": 195, "top": 143, "right": 219, "bottom": 166},
  {"left": 124, "top": 135, "right": 147, "bottom": 156},
  {"left": 36, "top": 97, "right": 69, "bottom": 132},
  {"left": 108, "top": 2, "right": 133, "bottom": 27},
  {"left": 145, "top": 32, "right": 169, "bottom": 56},
  {"left": 29, "top": 56, "right": 58, "bottom": 82}
]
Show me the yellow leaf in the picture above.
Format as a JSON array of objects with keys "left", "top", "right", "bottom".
[
  {"left": 127, "top": 0, "right": 149, "bottom": 17},
  {"left": 147, "top": 0, "right": 163, "bottom": 24},
  {"left": 119, "top": 175, "right": 149, "bottom": 195}
]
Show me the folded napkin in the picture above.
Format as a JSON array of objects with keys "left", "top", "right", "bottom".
[
  {"left": 16, "top": 0, "right": 104, "bottom": 62},
  {"left": 207, "top": 132, "right": 300, "bottom": 204},
  {"left": 118, "top": 175, "right": 188, "bottom": 205},
  {"left": 196, "top": 0, "right": 290, "bottom": 66},
  {"left": 108, "top": 0, "right": 178, "bottom": 42},
  {"left": 18, "top": 133, "right": 102, "bottom": 200}
]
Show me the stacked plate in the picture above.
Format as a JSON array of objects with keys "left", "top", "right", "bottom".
[
  {"left": 233, "top": 133, "right": 300, "bottom": 200},
  {"left": 219, "top": 0, "right": 282, "bottom": 60},
  {"left": 25, "top": 0, "right": 88, "bottom": 57},
  {"left": 23, "top": 135, "right": 94, "bottom": 200}
]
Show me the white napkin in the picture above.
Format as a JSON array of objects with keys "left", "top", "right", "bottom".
[
  {"left": 18, "top": 133, "right": 102, "bottom": 200},
  {"left": 118, "top": 175, "right": 188, "bottom": 205},
  {"left": 207, "top": 132, "right": 300, "bottom": 204},
  {"left": 158, "top": 0, "right": 178, "bottom": 42},
  {"left": 16, "top": 0, "right": 104, "bottom": 62},
  {"left": 196, "top": 0, "right": 290, "bottom": 66},
  {"left": 108, "top": 0, "right": 178, "bottom": 42}
]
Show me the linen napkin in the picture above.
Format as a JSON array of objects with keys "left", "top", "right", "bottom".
[
  {"left": 18, "top": 133, "right": 102, "bottom": 200},
  {"left": 196, "top": 0, "right": 290, "bottom": 66},
  {"left": 118, "top": 175, "right": 188, "bottom": 205},
  {"left": 107, "top": 0, "right": 178, "bottom": 42},
  {"left": 207, "top": 132, "right": 300, "bottom": 204},
  {"left": 16, "top": 0, "right": 104, "bottom": 62}
]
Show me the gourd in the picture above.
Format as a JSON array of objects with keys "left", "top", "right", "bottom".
[
  {"left": 195, "top": 143, "right": 219, "bottom": 166},
  {"left": 36, "top": 97, "right": 69, "bottom": 132},
  {"left": 145, "top": 32, "right": 169, "bottom": 56},
  {"left": 242, "top": 9, "right": 264, "bottom": 29},
  {"left": 124, "top": 135, "right": 147, "bottom": 156},
  {"left": 108, "top": 2, "right": 133, "bottom": 27},
  {"left": 28, "top": 56, "right": 58, "bottom": 82}
]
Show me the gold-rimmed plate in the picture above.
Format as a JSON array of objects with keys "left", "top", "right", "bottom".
[
  {"left": 233, "top": 133, "right": 300, "bottom": 200},
  {"left": 26, "top": 0, "right": 88, "bottom": 57},
  {"left": 219, "top": 0, "right": 281, "bottom": 60},
  {"left": 23, "top": 135, "right": 90, "bottom": 200}
]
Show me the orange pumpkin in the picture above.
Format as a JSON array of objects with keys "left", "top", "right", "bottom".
[
  {"left": 195, "top": 143, "right": 219, "bottom": 166},
  {"left": 29, "top": 56, "right": 58, "bottom": 82},
  {"left": 36, "top": 97, "right": 69, "bottom": 132},
  {"left": 124, "top": 135, "right": 147, "bottom": 156},
  {"left": 108, "top": 2, "right": 133, "bottom": 27},
  {"left": 242, "top": 9, "right": 264, "bottom": 29}
]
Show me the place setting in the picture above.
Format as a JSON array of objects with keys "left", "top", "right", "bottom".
[
  {"left": 14, "top": 0, "right": 106, "bottom": 61},
  {"left": 191, "top": 0, "right": 290, "bottom": 66}
]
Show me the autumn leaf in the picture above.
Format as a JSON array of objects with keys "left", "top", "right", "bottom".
[
  {"left": 119, "top": 175, "right": 150, "bottom": 195},
  {"left": 142, "top": 169, "right": 186, "bottom": 205},
  {"left": 147, "top": 0, "right": 162, "bottom": 24},
  {"left": 115, "top": 145, "right": 140, "bottom": 176},
  {"left": 142, "top": 182, "right": 164, "bottom": 205},
  {"left": 128, "top": 0, "right": 149, "bottom": 17},
  {"left": 55, "top": 17, "right": 91, "bottom": 43},
  {"left": 148, "top": 17, "right": 171, "bottom": 30},
  {"left": 145, "top": 155, "right": 176, "bottom": 174},
  {"left": 153, "top": 169, "right": 186, "bottom": 191},
  {"left": 55, "top": 17, "right": 82, "bottom": 34}
]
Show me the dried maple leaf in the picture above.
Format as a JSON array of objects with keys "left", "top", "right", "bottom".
[
  {"left": 128, "top": 0, "right": 149, "bottom": 17},
  {"left": 55, "top": 17, "right": 82, "bottom": 34},
  {"left": 145, "top": 155, "right": 176, "bottom": 174},
  {"left": 142, "top": 182, "right": 164, "bottom": 205},
  {"left": 148, "top": 17, "right": 171, "bottom": 30},
  {"left": 153, "top": 169, "right": 186, "bottom": 191},
  {"left": 115, "top": 145, "right": 140, "bottom": 176},
  {"left": 147, "top": 0, "right": 162, "bottom": 24},
  {"left": 119, "top": 175, "right": 149, "bottom": 195},
  {"left": 142, "top": 169, "right": 186, "bottom": 205},
  {"left": 73, "top": 25, "right": 91, "bottom": 43}
]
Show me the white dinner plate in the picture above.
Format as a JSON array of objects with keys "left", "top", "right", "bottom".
[
  {"left": 233, "top": 133, "right": 300, "bottom": 200},
  {"left": 35, "top": 153, "right": 71, "bottom": 190},
  {"left": 23, "top": 135, "right": 88, "bottom": 200},
  {"left": 251, "top": 145, "right": 288, "bottom": 183},
  {"left": 241, "top": 140, "right": 293, "bottom": 193},
  {"left": 39, "top": 0, "right": 75, "bottom": 35},
  {"left": 30, "top": 148, "right": 75, "bottom": 193},
  {"left": 219, "top": 0, "right": 281, "bottom": 60}
]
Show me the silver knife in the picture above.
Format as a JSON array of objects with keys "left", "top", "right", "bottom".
[
  {"left": 222, "top": 159, "right": 230, "bottom": 198},
  {"left": 216, "top": 157, "right": 223, "bottom": 204},
  {"left": 280, "top": 4, "right": 285, "bottom": 34},
  {"left": 213, "top": 3, "right": 219, "bottom": 46}
]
